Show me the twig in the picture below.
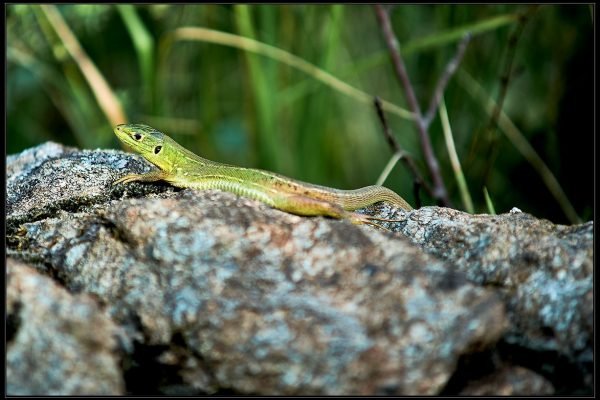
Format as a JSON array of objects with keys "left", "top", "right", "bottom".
[
  {"left": 373, "top": 4, "right": 450, "bottom": 206},
  {"left": 373, "top": 5, "right": 424, "bottom": 119},
  {"left": 373, "top": 96, "right": 400, "bottom": 152},
  {"left": 374, "top": 97, "right": 431, "bottom": 205},
  {"left": 423, "top": 33, "right": 471, "bottom": 127}
]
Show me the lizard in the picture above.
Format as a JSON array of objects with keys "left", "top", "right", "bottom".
[{"left": 112, "top": 124, "right": 412, "bottom": 228}]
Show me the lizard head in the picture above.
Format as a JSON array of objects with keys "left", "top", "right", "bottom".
[{"left": 114, "top": 124, "right": 175, "bottom": 171}]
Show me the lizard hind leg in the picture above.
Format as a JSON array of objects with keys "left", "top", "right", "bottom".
[
  {"left": 272, "top": 194, "right": 401, "bottom": 232},
  {"left": 273, "top": 194, "right": 349, "bottom": 219}
]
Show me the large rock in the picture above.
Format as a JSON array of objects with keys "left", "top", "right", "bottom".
[
  {"left": 6, "top": 142, "right": 592, "bottom": 395},
  {"left": 6, "top": 258, "right": 124, "bottom": 395},
  {"left": 372, "top": 204, "right": 593, "bottom": 393}
]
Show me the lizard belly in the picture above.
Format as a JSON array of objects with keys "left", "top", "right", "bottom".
[{"left": 171, "top": 175, "right": 277, "bottom": 207}]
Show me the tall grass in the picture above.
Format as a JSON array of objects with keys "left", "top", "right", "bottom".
[{"left": 6, "top": 4, "right": 593, "bottom": 223}]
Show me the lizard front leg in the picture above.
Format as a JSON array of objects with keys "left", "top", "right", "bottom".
[{"left": 113, "top": 170, "right": 168, "bottom": 186}]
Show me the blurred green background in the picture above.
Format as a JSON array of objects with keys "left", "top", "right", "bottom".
[{"left": 6, "top": 5, "right": 593, "bottom": 224}]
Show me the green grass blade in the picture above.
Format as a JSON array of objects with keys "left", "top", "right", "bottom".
[
  {"left": 439, "top": 97, "right": 474, "bottom": 213},
  {"left": 323, "top": 12, "right": 521, "bottom": 83},
  {"left": 458, "top": 69, "right": 581, "bottom": 223},
  {"left": 297, "top": 5, "right": 345, "bottom": 181},
  {"left": 116, "top": 5, "right": 155, "bottom": 111},
  {"left": 403, "top": 13, "right": 520, "bottom": 54},
  {"left": 483, "top": 186, "right": 496, "bottom": 215},
  {"left": 38, "top": 5, "right": 127, "bottom": 126},
  {"left": 234, "top": 5, "right": 280, "bottom": 170},
  {"left": 163, "top": 26, "right": 414, "bottom": 121}
]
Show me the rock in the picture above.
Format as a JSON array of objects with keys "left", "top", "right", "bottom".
[
  {"left": 367, "top": 205, "right": 592, "bottom": 392},
  {"left": 459, "top": 366, "right": 554, "bottom": 395},
  {"left": 6, "top": 142, "right": 592, "bottom": 395},
  {"left": 6, "top": 258, "right": 125, "bottom": 395},
  {"left": 6, "top": 142, "right": 172, "bottom": 229}
]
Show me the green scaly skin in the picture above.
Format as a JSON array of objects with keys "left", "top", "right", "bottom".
[{"left": 113, "top": 124, "right": 412, "bottom": 228}]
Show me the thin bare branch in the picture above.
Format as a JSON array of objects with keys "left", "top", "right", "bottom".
[
  {"left": 374, "top": 97, "right": 432, "bottom": 203},
  {"left": 423, "top": 33, "right": 471, "bottom": 127},
  {"left": 373, "top": 5, "right": 424, "bottom": 118},
  {"left": 374, "top": 96, "right": 400, "bottom": 152},
  {"left": 373, "top": 4, "right": 450, "bottom": 206}
]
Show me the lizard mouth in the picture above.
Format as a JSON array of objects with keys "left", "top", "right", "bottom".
[{"left": 114, "top": 125, "right": 137, "bottom": 147}]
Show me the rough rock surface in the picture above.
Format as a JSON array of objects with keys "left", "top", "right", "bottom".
[
  {"left": 393, "top": 207, "right": 592, "bottom": 357},
  {"left": 370, "top": 204, "right": 593, "bottom": 392},
  {"left": 6, "top": 142, "right": 593, "bottom": 395},
  {"left": 6, "top": 258, "right": 124, "bottom": 395},
  {"left": 459, "top": 366, "right": 555, "bottom": 395}
]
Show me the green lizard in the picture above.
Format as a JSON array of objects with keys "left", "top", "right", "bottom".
[{"left": 113, "top": 124, "right": 412, "bottom": 228}]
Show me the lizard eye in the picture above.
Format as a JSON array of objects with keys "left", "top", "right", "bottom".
[
  {"left": 133, "top": 133, "right": 143, "bottom": 141},
  {"left": 154, "top": 146, "right": 162, "bottom": 154}
]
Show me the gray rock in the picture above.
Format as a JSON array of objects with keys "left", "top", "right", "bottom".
[
  {"left": 459, "top": 366, "right": 554, "bottom": 395},
  {"left": 6, "top": 142, "right": 592, "bottom": 395},
  {"left": 6, "top": 258, "right": 125, "bottom": 395},
  {"left": 372, "top": 206, "right": 592, "bottom": 370},
  {"left": 365, "top": 201, "right": 593, "bottom": 394}
]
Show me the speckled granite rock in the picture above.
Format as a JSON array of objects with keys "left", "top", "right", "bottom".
[
  {"left": 6, "top": 142, "right": 593, "bottom": 395},
  {"left": 368, "top": 204, "right": 593, "bottom": 392},
  {"left": 459, "top": 366, "right": 554, "bottom": 395},
  {"left": 6, "top": 258, "right": 124, "bottom": 395}
]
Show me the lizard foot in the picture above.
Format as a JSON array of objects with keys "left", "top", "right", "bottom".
[{"left": 347, "top": 212, "right": 406, "bottom": 231}]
